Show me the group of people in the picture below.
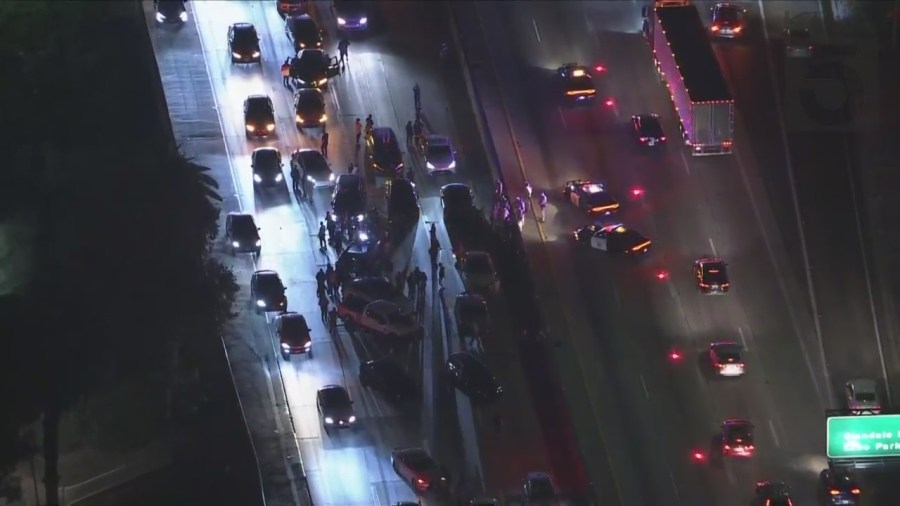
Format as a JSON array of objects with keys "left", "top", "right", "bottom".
[{"left": 491, "top": 180, "right": 549, "bottom": 230}]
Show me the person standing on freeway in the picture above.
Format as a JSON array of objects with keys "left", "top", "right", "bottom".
[
  {"left": 354, "top": 118, "right": 362, "bottom": 146},
  {"left": 538, "top": 192, "right": 548, "bottom": 222}
]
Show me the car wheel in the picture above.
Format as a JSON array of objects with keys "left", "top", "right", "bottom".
[{"left": 307, "top": 350, "right": 313, "bottom": 359}]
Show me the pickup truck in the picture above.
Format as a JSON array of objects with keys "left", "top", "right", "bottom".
[{"left": 337, "top": 297, "right": 423, "bottom": 339}]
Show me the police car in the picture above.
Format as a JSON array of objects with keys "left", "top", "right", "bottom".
[
  {"left": 574, "top": 223, "right": 651, "bottom": 255},
  {"left": 563, "top": 179, "right": 619, "bottom": 215},
  {"left": 557, "top": 64, "right": 597, "bottom": 102},
  {"left": 695, "top": 257, "right": 730, "bottom": 293}
]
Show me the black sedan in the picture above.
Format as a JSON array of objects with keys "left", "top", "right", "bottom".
[
  {"left": 632, "top": 113, "right": 666, "bottom": 146},
  {"left": 317, "top": 385, "right": 356, "bottom": 433},
  {"left": 243, "top": 95, "right": 275, "bottom": 138},
  {"left": 285, "top": 14, "right": 323, "bottom": 51},
  {"left": 250, "top": 270, "right": 287, "bottom": 314},
  {"left": 332, "top": 174, "right": 366, "bottom": 220},
  {"left": 251, "top": 147, "right": 284, "bottom": 187},
  {"left": 819, "top": 469, "right": 861, "bottom": 505},
  {"left": 291, "top": 149, "right": 334, "bottom": 188},
  {"left": 386, "top": 178, "right": 419, "bottom": 230},
  {"left": 333, "top": 0, "right": 369, "bottom": 31},
  {"left": 710, "top": 3, "right": 747, "bottom": 39},
  {"left": 445, "top": 351, "right": 502, "bottom": 404},
  {"left": 293, "top": 88, "right": 326, "bottom": 129},
  {"left": 155, "top": 0, "right": 187, "bottom": 24},
  {"left": 359, "top": 360, "right": 418, "bottom": 402},
  {"left": 228, "top": 23, "right": 261, "bottom": 64},
  {"left": 224, "top": 212, "right": 261, "bottom": 255},
  {"left": 695, "top": 257, "right": 730, "bottom": 293},
  {"left": 290, "top": 49, "right": 338, "bottom": 89}
]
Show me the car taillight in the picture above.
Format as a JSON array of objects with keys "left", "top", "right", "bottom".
[
  {"left": 724, "top": 445, "right": 731, "bottom": 450},
  {"left": 851, "top": 488, "right": 860, "bottom": 494},
  {"left": 733, "top": 26, "right": 743, "bottom": 33},
  {"left": 829, "top": 489, "right": 840, "bottom": 495},
  {"left": 640, "top": 137, "right": 648, "bottom": 142},
  {"left": 595, "top": 64, "right": 606, "bottom": 72},
  {"left": 605, "top": 98, "right": 615, "bottom": 107},
  {"left": 711, "top": 24, "right": 720, "bottom": 32},
  {"left": 416, "top": 478, "right": 425, "bottom": 484},
  {"left": 722, "top": 140, "right": 732, "bottom": 147},
  {"left": 660, "top": 136, "right": 666, "bottom": 141}
]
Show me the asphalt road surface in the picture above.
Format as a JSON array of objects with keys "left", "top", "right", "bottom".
[
  {"left": 146, "top": 0, "right": 554, "bottom": 504},
  {"left": 457, "top": 0, "right": 900, "bottom": 503}
]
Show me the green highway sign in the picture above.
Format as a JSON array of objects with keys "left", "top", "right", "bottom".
[{"left": 827, "top": 415, "right": 900, "bottom": 459}]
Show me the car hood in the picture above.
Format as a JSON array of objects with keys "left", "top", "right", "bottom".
[
  {"left": 233, "top": 39, "right": 259, "bottom": 52},
  {"left": 335, "top": 5, "right": 367, "bottom": 18},
  {"left": 282, "top": 331, "right": 310, "bottom": 345},
  {"left": 322, "top": 404, "right": 354, "bottom": 420},
  {"left": 253, "top": 162, "right": 280, "bottom": 174},
  {"left": 296, "top": 100, "right": 325, "bottom": 116},
  {"left": 427, "top": 152, "right": 454, "bottom": 167}
]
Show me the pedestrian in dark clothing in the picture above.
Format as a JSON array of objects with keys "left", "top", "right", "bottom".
[
  {"left": 326, "top": 265, "right": 338, "bottom": 298},
  {"left": 347, "top": 162, "right": 355, "bottom": 175},
  {"left": 438, "top": 263, "right": 446, "bottom": 288},
  {"left": 354, "top": 118, "right": 362, "bottom": 145},
  {"left": 318, "top": 222, "right": 327, "bottom": 250},
  {"left": 413, "top": 82, "right": 421, "bottom": 111},
  {"left": 319, "top": 295, "right": 329, "bottom": 323},
  {"left": 326, "top": 213, "right": 336, "bottom": 244},
  {"left": 406, "top": 166, "right": 415, "bottom": 183},
  {"left": 321, "top": 129, "right": 329, "bottom": 157},
  {"left": 334, "top": 231, "right": 344, "bottom": 253},
  {"left": 406, "top": 272, "right": 417, "bottom": 299},
  {"left": 316, "top": 268, "right": 326, "bottom": 291},
  {"left": 281, "top": 59, "right": 291, "bottom": 87},
  {"left": 394, "top": 270, "right": 405, "bottom": 291},
  {"left": 338, "top": 38, "right": 350, "bottom": 63},
  {"left": 405, "top": 120, "right": 414, "bottom": 145},
  {"left": 429, "top": 244, "right": 439, "bottom": 269},
  {"left": 290, "top": 164, "right": 300, "bottom": 194},
  {"left": 327, "top": 308, "right": 338, "bottom": 335}
]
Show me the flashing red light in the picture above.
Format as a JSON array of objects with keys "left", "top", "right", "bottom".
[
  {"left": 656, "top": 270, "right": 669, "bottom": 280},
  {"left": 595, "top": 64, "right": 606, "bottom": 73},
  {"left": 631, "top": 187, "right": 645, "bottom": 198},
  {"left": 691, "top": 450, "right": 706, "bottom": 462},
  {"left": 669, "top": 348, "right": 683, "bottom": 361},
  {"left": 604, "top": 98, "right": 615, "bottom": 107}
]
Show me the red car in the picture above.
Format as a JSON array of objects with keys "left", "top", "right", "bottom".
[{"left": 277, "top": 312, "right": 312, "bottom": 359}]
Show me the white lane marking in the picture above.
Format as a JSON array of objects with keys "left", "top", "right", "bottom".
[
  {"left": 613, "top": 288, "right": 622, "bottom": 308},
  {"left": 754, "top": 2, "right": 832, "bottom": 405},
  {"left": 725, "top": 466, "right": 737, "bottom": 485},
  {"left": 532, "top": 18, "right": 542, "bottom": 43},
  {"left": 639, "top": 374, "right": 650, "bottom": 399},
  {"left": 737, "top": 326, "right": 749, "bottom": 351},
  {"left": 669, "top": 473, "right": 681, "bottom": 505},
  {"left": 768, "top": 418, "right": 781, "bottom": 448},
  {"left": 557, "top": 106, "right": 568, "bottom": 129},
  {"left": 679, "top": 149, "right": 691, "bottom": 175},
  {"left": 708, "top": 237, "right": 717, "bottom": 257}
]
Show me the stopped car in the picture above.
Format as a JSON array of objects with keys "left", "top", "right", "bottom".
[
  {"left": 291, "top": 149, "right": 334, "bottom": 187},
  {"left": 784, "top": 27, "right": 814, "bottom": 58},
  {"left": 457, "top": 251, "right": 498, "bottom": 293},
  {"left": 754, "top": 481, "right": 793, "bottom": 506},
  {"left": 391, "top": 447, "right": 449, "bottom": 493},
  {"left": 710, "top": 3, "right": 747, "bottom": 38},
  {"left": 522, "top": 472, "right": 559, "bottom": 505},
  {"left": 243, "top": 95, "right": 276, "bottom": 138},
  {"left": 708, "top": 341, "right": 744, "bottom": 377},
  {"left": 228, "top": 23, "right": 261, "bottom": 63},
  {"left": 386, "top": 178, "right": 420, "bottom": 229},
  {"left": 445, "top": 351, "right": 502, "bottom": 404},
  {"left": 369, "top": 127, "right": 405, "bottom": 177},
  {"left": 845, "top": 378, "right": 881, "bottom": 414},
  {"left": 563, "top": 179, "right": 619, "bottom": 215},
  {"left": 632, "top": 113, "right": 666, "bottom": 146},
  {"left": 290, "top": 49, "right": 339, "bottom": 89},
  {"left": 317, "top": 385, "right": 355, "bottom": 433},
  {"left": 277, "top": 0, "right": 307, "bottom": 17},
  {"left": 423, "top": 135, "right": 456, "bottom": 174},
  {"left": 285, "top": 14, "right": 323, "bottom": 51},
  {"left": 338, "top": 298, "right": 422, "bottom": 339},
  {"left": 695, "top": 257, "right": 730, "bottom": 293},
  {"left": 342, "top": 276, "right": 408, "bottom": 309},
  {"left": 333, "top": 0, "right": 369, "bottom": 30},
  {"left": 331, "top": 174, "right": 367, "bottom": 221},
  {"left": 719, "top": 419, "right": 754, "bottom": 458},
  {"left": 819, "top": 469, "right": 861, "bottom": 505},
  {"left": 276, "top": 312, "right": 312, "bottom": 359},
  {"left": 455, "top": 293, "right": 489, "bottom": 338},
  {"left": 155, "top": 0, "right": 187, "bottom": 24},
  {"left": 224, "top": 212, "right": 261, "bottom": 255},
  {"left": 293, "top": 88, "right": 326, "bottom": 129},
  {"left": 573, "top": 223, "right": 651, "bottom": 255},
  {"left": 557, "top": 63, "right": 596, "bottom": 102},
  {"left": 441, "top": 183, "right": 476, "bottom": 220},
  {"left": 251, "top": 147, "right": 284, "bottom": 187},
  {"left": 336, "top": 241, "right": 376, "bottom": 282},
  {"left": 359, "top": 359, "right": 418, "bottom": 402},
  {"left": 250, "top": 270, "right": 287, "bottom": 314}
]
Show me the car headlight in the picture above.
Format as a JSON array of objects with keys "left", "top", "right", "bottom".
[
  {"left": 358, "top": 232, "right": 369, "bottom": 242},
  {"left": 329, "top": 173, "right": 335, "bottom": 181},
  {"left": 256, "top": 300, "right": 266, "bottom": 307},
  {"left": 317, "top": 78, "right": 327, "bottom": 86},
  {"left": 304, "top": 341, "right": 312, "bottom": 349},
  {"left": 179, "top": 11, "right": 188, "bottom": 22},
  {"left": 348, "top": 416, "right": 356, "bottom": 423},
  {"left": 252, "top": 51, "right": 260, "bottom": 58},
  {"left": 232, "top": 241, "right": 240, "bottom": 247},
  {"left": 306, "top": 175, "right": 315, "bottom": 182},
  {"left": 296, "top": 115, "right": 303, "bottom": 123},
  {"left": 324, "top": 417, "right": 334, "bottom": 424},
  {"left": 281, "top": 342, "right": 290, "bottom": 350},
  {"left": 337, "top": 17, "right": 346, "bottom": 25},
  {"left": 246, "top": 124, "right": 255, "bottom": 132},
  {"left": 316, "top": 42, "right": 322, "bottom": 47},
  {"left": 266, "top": 124, "right": 275, "bottom": 132},
  {"left": 275, "top": 173, "right": 283, "bottom": 182},
  {"left": 360, "top": 17, "right": 368, "bottom": 25},
  {"left": 299, "top": 43, "right": 306, "bottom": 49},
  {"left": 232, "top": 52, "right": 241, "bottom": 58},
  {"left": 448, "top": 160, "right": 456, "bottom": 169},
  {"left": 426, "top": 162, "right": 435, "bottom": 169},
  {"left": 155, "top": 12, "right": 166, "bottom": 22},
  {"left": 255, "top": 239, "right": 261, "bottom": 246},
  {"left": 253, "top": 174, "right": 262, "bottom": 183},
  {"left": 320, "top": 114, "right": 327, "bottom": 122},
  {"left": 356, "top": 214, "right": 365, "bottom": 222}
]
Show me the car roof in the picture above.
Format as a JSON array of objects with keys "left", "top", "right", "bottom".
[
  {"left": 319, "top": 384, "right": 346, "bottom": 393},
  {"left": 296, "top": 87, "right": 324, "bottom": 99},
  {"left": 698, "top": 257, "right": 725, "bottom": 264},
  {"left": 296, "top": 148, "right": 323, "bottom": 159},
  {"left": 456, "top": 293, "right": 486, "bottom": 305},
  {"left": 442, "top": 183, "right": 470, "bottom": 194},
  {"left": 228, "top": 211, "right": 254, "bottom": 219},
  {"left": 337, "top": 173, "right": 361, "bottom": 186},
  {"left": 723, "top": 418, "right": 751, "bottom": 427},
  {"left": 848, "top": 378, "right": 877, "bottom": 391},
  {"left": 247, "top": 94, "right": 270, "bottom": 102},
  {"left": 278, "top": 311, "right": 306, "bottom": 322},
  {"left": 427, "top": 135, "right": 450, "bottom": 146},
  {"left": 253, "top": 146, "right": 279, "bottom": 155},
  {"left": 298, "top": 48, "right": 324, "bottom": 58},
  {"left": 526, "top": 471, "right": 552, "bottom": 481},
  {"left": 570, "top": 180, "right": 607, "bottom": 193},
  {"left": 393, "top": 446, "right": 428, "bottom": 458},
  {"left": 634, "top": 113, "right": 660, "bottom": 121},
  {"left": 254, "top": 269, "right": 279, "bottom": 278},
  {"left": 232, "top": 22, "right": 255, "bottom": 31},
  {"left": 710, "top": 341, "right": 741, "bottom": 351}
]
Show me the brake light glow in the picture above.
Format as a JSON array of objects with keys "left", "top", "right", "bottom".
[
  {"left": 640, "top": 137, "right": 649, "bottom": 142},
  {"left": 605, "top": 98, "right": 615, "bottom": 107},
  {"left": 669, "top": 348, "right": 682, "bottom": 361},
  {"left": 631, "top": 187, "right": 645, "bottom": 197},
  {"left": 656, "top": 270, "right": 669, "bottom": 280},
  {"left": 691, "top": 450, "right": 706, "bottom": 461},
  {"left": 733, "top": 26, "right": 743, "bottom": 33},
  {"left": 722, "top": 140, "right": 733, "bottom": 147},
  {"left": 595, "top": 65, "right": 606, "bottom": 72},
  {"left": 660, "top": 136, "right": 666, "bottom": 141},
  {"left": 711, "top": 24, "right": 720, "bottom": 32},
  {"left": 416, "top": 478, "right": 425, "bottom": 484}
]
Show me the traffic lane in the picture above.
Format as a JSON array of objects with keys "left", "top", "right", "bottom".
[{"left": 518, "top": 1, "right": 828, "bottom": 500}]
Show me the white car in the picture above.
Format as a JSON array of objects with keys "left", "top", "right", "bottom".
[
  {"left": 423, "top": 135, "right": 456, "bottom": 174},
  {"left": 845, "top": 378, "right": 881, "bottom": 414}
]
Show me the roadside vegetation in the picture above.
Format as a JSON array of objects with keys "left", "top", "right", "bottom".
[{"left": 0, "top": 2, "right": 237, "bottom": 504}]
